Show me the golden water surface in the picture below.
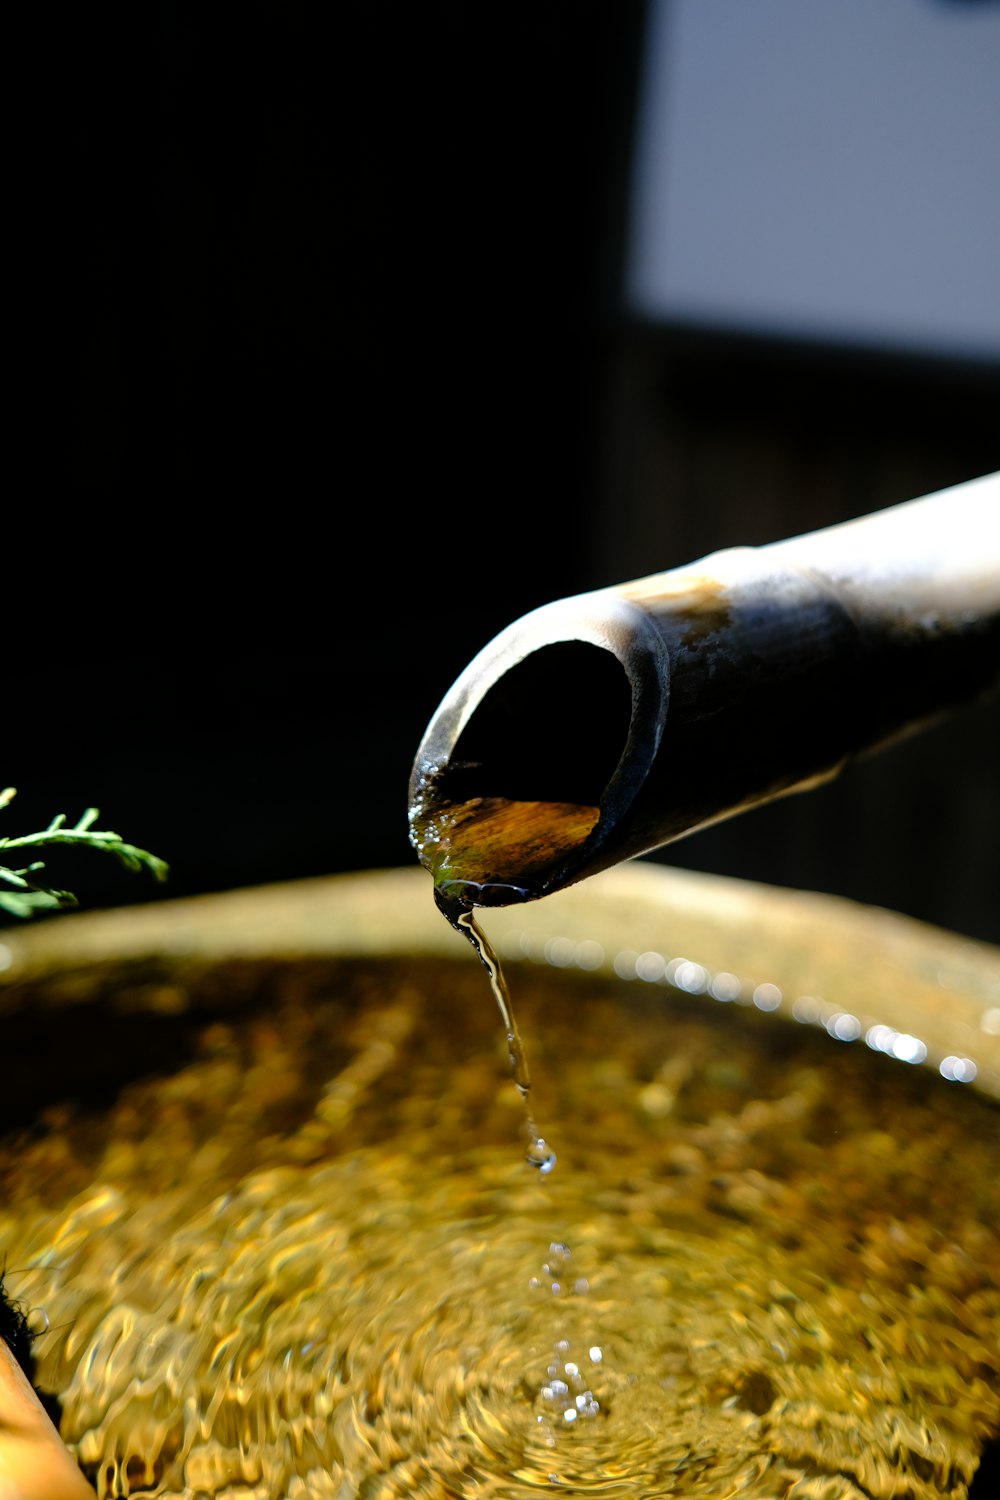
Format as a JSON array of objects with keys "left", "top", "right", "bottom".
[{"left": 1, "top": 950, "right": 998, "bottom": 1498}]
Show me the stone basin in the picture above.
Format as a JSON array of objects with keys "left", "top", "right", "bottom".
[{"left": 1, "top": 863, "right": 998, "bottom": 1498}]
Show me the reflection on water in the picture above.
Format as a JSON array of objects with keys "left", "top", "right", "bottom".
[{"left": 1, "top": 953, "right": 998, "bottom": 1497}]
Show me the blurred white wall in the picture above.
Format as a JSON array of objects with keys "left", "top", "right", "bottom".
[{"left": 627, "top": 0, "right": 1000, "bottom": 363}]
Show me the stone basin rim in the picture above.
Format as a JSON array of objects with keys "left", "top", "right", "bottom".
[{"left": 1, "top": 861, "right": 998, "bottom": 1102}]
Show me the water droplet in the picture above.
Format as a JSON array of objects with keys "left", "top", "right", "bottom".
[{"left": 526, "top": 1138, "right": 557, "bottom": 1174}]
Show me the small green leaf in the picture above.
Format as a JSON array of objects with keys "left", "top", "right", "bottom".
[{"left": 0, "top": 787, "right": 168, "bottom": 920}]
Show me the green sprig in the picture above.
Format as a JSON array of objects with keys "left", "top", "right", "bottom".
[{"left": 0, "top": 787, "right": 168, "bottom": 919}]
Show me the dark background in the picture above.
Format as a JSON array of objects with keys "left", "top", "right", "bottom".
[{"left": 5, "top": 2, "right": 998, "bottom": 944}]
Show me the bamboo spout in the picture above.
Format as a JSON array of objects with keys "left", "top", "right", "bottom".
[{"left": 408, "top": 471, "right": 1000, "bottom": 909}]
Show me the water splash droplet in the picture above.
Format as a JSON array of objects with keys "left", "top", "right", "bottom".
[{"left": 526, "top": 1137, "right": 557, "bottom": 1174}]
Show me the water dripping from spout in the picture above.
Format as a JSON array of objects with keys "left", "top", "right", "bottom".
[{"left": 437, "top": 888, "right": 556, "bottom": 1175}]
